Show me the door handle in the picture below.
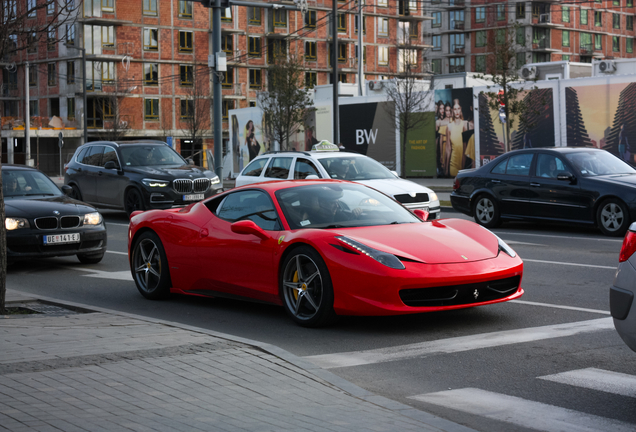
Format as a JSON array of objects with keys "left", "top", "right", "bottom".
[
  {"left": 530, "top": 182, "right": 541, "bottom": 187},
  {"left": 199, "top": 228, "right": 209, "bottom": 238},
  {"left": 491, "top": 179, "right": 501, "bottom": 183}
]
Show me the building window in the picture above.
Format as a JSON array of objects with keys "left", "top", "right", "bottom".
[
  {"left": 102, "top": 26, "right": 114, "bottom": 48},
  {"left": 27, "top": 32, "right": 37, "bottom": 53},
  {"left": 355, "top": 45, "right": 366, "bottom": 64},
  {"left": 432, "top": 35, "right": 441, "bottom": 51},
  {"left": 102, "top": 0, "right": 114, "bottom": 12},
  {"left": 431, "top": 58, "right": 442, "bottom": 74},
  {"left": 222, "top": 34, "right": 233, "bottom": 54},
  {"left": 614, "top": 0, "right": 620, "bottom": 5},
  {"left": 67, "top": 61, "right": 75, "bottom": 84},
  {"left": 378, "top": 0, "right": 387, "bottom": 6},
  {"left": 143, "top": 0, "right": 157, "bottom": 16},
  {"left": 562, "top": 7, "right": 569, "bottom": 23},
  {"left": 496, "top": 29, "right": 505, "bottom": 45},
  {"left": 628, "top": 16, "right": 634, "bottom": 31},
  {"left": 179, "top": 31, "right": 193, "bottom": 53},
  {"left": 432, "top": 12, "right": 441, "bottom": 28},
  {"left": 29, "top": 101, "right": 38, "bottom": 117},
  {"left": 248, "top": 7, "right": 261, "bottom": 25},
  {"left": 497, "top": 5, "right": 506, "bottom": 21},
  {"left": 378, "top": 46, "right": 389, "bottom": 65},
  {"left": 628, "top": 38, "right": 633, "bottom": 53},
  {"left": 516, "top": 52, "right": 526, "bottom": 67},
  {"left": 222, "top": 100, "right": 233, "bottom": 119},
  {"left": 355, "top": 15, "right": 366, "bottom": 34},
  {"left": 562, "top": 30, "right": 570, "bottom": 47},
  {"left": 101, "top": 62, "right": 114, "bottom": 83},
  {"left": 267, "top": 39, "right": 286, "bottom": 64},
  {"left": 180, "top": 99, "right": 193, "bottom": 119},
  {"left": 517, "top": 27, "right": 526, "bottom": 46},
  {"left": 305, "top": 41, "right": 316, "bottom": 60},
  {"left": 145, "top": 99, "right": 159, "bottom": 121},
  {"left": 581, "top": 33, "right": 592, "bottom": 52},
  {"left": 595, "top": 11, "right": 602, "bottom": 27},
  {"left": 66, "top": 25, "right": 76, "bottom": 46},
  {"left": 449, "top": 57, "right": 465, "bottom": 73},
  {"left": 47, "top": 1, "right": 55, "bottom": 14},
  {"left": 47, "top": 29, "right": 56, "bottom": 51},
  {"left": 248, "top": 37, "right": 261, "bottom": 57},
  {"left": 305, "top": 11, "right": 316, "bottom": 28},
  {"left": 144, "top": 63, "right": 158, "bottom": 86},
  {"left": 29, "top": 67, "right": 37, "bottom": 86},
  {"left": 305, "top": 71, "right": 316, "bottom": 88},
  {"left": 222, "top": 68, "right": 234, "bottom": 89},
  {"left": 450, "top": 10, "right": 464, "bottom": 29},
  {"left": 180, "top": 64, "right": 193, "bottom": 86},
  {"left": 144, "top": 28, "right": 158, "bottom": 51},
  {"left": 27, "top": 0, "right": 36, "bottom": 18},
  {"left": 613, "top": 14, "right": 620, "bottom": 29},
  {"left": 595, "top": 34, "right": 602, "bottom": 50},
  {"left": 67, "top": 97, "right": 75, "bottom": 120},
  {"left": 249, "top": 69, "right": 262, "bottom": 89},
  {"left": 516, "top": 3, "right": 525, "bottom": 19},
  {"left": 378, "top": 17, "right": 389, "bottom": 36},
  {"left": 273, "top": 9, "right": 286, "bottom": 27},
  {"left": 475, "top": 55, "right": 486, "bottom": 72},
  {"left": 48, "top": 63, "right": 56, "bottom": 86},
  {"left": 613, "top": 36, "right": 620, "bottom": 52},
  {"left": 338, "top": 73, "right": 347, "bottom": 83},
  {"left": 450, "top": 33, "right": 465, "bottom": 53},
  {"left": 337, "top": 13, "right": 346, "bottom": 32},
  {"left": 629, "top": 0, "right": 634, "bottom": 7},
  {"left": 475, "top": 31, "right": 486, "bottom": 47},
  {"left": 475, "top": 7, "right": 485, "bottom": 23},
  {"left": 580, "top": 9, "right": 588, "bottom": 25},
  {"left": 562, "top": 54, "right": 570, "bottom": 61},
  {"left": 221, "top": 7, "right": 232, "bottom": 22},
  {"left": 179, "top": 1, "right": 192, "bottom": 18}
]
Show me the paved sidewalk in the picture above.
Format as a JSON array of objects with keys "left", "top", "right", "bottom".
[{"left": 1, "top": 290, "right": 475, "bottom": 432}]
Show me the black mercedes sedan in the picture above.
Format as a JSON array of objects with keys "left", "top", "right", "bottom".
[
  {"left": 450, "top": 148, "right": 636, "bottom": 236},
  {"left": 3, "top": 165, "right": 107, "bottom": 264}
]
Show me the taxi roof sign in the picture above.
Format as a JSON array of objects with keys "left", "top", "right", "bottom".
[{"left": 312, "top": 140, "right": 339, "bottom": 152}]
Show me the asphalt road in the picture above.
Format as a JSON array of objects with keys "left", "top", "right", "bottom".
[{"left": 7, "top": 209, "right": 636, "bottom": 432}]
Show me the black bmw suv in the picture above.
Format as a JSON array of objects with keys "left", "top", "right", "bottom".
[{"left": 64, "top": 140, "right": 223, "bottom": 215}]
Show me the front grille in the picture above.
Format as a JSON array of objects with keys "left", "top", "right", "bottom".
[
  {"left": 61, "top": 216, "right": 81, "bottom": 228},
  {"left": 399, "top": 276, "right": 521, "bottom": 307},
  {"left": 35, "top": 217, "right": 58, "bottom": 230},
  {"left": 173, "top": 179, "right": 193, "bottom": 193},
  {"left": 193, "top": 178, "right": 210, "bottom": 193},
  {"left": 394, "top": 193, "right": 429, "bottom": 204}
]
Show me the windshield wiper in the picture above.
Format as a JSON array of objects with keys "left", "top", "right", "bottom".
[
  {"left": 324, "top": 224, "right": 346, "bottom": 228},
  {"left": 25, "top": 193, "right": 56, "bottom": 196}
]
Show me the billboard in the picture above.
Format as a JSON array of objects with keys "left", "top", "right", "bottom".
[
  {"left": 229, "top": 108, "right": 265, "bottom": 177},
  {"left": 403, "top": 112, "right": 436, "bottom": 177},
  {"left": 435, "top": 88, "right": 475, "bottom": 178}
]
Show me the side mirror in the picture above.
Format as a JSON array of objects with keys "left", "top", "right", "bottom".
[
  {"left": 61, "top": 185, "right": 73, "bottom": 196},
  {"left": 187, "top": 158, "right": 195, "bottom": 166},
  {"left": 414, "top": 209, "right": 429, "bottom": 221},
  {"left": 557, "top": 171, "right": 575, "bottom": 183},
  {"left": 231, "top": 220, "right": 269, "bottom": 240},
  {"left": 104, "top": 161, "right": 119, "bottom": 170}
]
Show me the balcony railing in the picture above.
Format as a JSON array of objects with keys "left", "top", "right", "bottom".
[
  {"left": 453, "top": 45, "right": 465, "bottom": 54},
  {"left": 453, "top": 21, "right": 465, "bottom": 30},
  {"left": 532, "top": 39, "right": 549, "bottom": 49},
  {"left": 580, "top": 44, "right": 592, "bottom": 54},
  {"left": 539, "top": 14, "right": 550, "bottom": 24}
]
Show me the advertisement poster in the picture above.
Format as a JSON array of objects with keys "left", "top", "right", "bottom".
[
  {"left": 229, "top": 108, "right": 265, "bottom": 177},
  {"left": 403, "top": 112, "right": 436, "bottom": 177},
  {"left": 435, "top": 88, "right": 475, "bottom": 177},
  {"left": 313, "top": 105, "right": 332, "bottom": 144},
  {"left": 339, "top": 101, "right": 397, "bottom": 170},
  {"left": 565, "top": 82, "right": 636, "bottom": 164}
]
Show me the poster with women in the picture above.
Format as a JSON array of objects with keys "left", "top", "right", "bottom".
[
  {"left": 229, "top": 108, "right": 265, "bottom": 178},
  {"left": 434, "top": 88, "right": 475, "bottom": 178}
]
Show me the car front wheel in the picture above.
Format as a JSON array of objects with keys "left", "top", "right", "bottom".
[
  {"left": 125, "top": 188, "right": 145, "bottom": 217},
  {"left": 131, "top": 231, "right": 171, "bottom": 299},
  {"left": 280, "top": 246, "right": 337, "bottom": 327},
  {"left": 70, "top": 185, "right": 83, "bottom": 201},
  {"left": 597, "top": 198, "right": 630, "bottom": 237},
  {"left": 473, "top": 194, "right": 501, "bottom": 228}
]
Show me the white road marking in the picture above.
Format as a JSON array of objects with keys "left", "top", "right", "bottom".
[
  {"left": 503, "top": 240, "right": 543, "bottom": 246},
  {"left": 510, "top": 300, "right": 610, "bottom": 315},
  {"left": 71, "top": 267, "right": 133, "bottom": 280},
  {"left": 304, "top": 318, "right": 613, "bottom": 369},
  {"left": 106, "top": 250, "right": 128, "bottom": 255},
  {"left": 539, "top": 368, "right": 636, "bottom": 398},
  {"left": 409, "top": 388, "right": 635, "bottom": 432},
  {"left": 523, "top": 258, "right": 616, "bottom": 270},
  {"left": 497, "top": 231, "right": 623, "bottom": 243}
]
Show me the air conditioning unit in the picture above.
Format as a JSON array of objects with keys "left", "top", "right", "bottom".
[
  {"left": 598, "top": 60, "right": 617, "bottom": 73},
  {"left": 521, "top": 66, "right": 537, "bottom": 79},
  {"left": 368, "top": 80, "right": 383, "bottom": 90}
]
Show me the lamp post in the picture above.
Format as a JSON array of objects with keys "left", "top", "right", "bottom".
[{"left": 65, "top": 44, "right": 87, "bottom": 144}]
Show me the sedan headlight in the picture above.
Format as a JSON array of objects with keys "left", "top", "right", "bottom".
[
  {"left": 5, "top": 218, "right": 29, "bottom": 230},
  {"left": 83, "top": 212, "right": 102, "bottom": 225},
  {"left": 336, "top": 236, "right": 405, "bottom": 270},
  {"left": 210, "top": 176, "right": 220, "bottom": 185},
  {"left": 496, "top": 235, "right": 517, "bottom": 258},
  {"left": 142, "top": 178, "right": 170, "bottom": 188},
  {"left": 429, "top": 192, "right": 438, "bottom": 202}
]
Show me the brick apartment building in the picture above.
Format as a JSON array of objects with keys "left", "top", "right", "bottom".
[
  {"left": 426, "top": 0, "right": 636, "bottom": 75},
  {"left": 0, "top": 0, "right": 431, "bottom": 174}
]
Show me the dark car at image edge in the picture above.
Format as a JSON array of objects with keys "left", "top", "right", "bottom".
[
  {"left": 450, "top": 147, "right": 636, "bottom": 236},
  {"left": 64, "top": 140, "right": 223, "bottom": 216}
]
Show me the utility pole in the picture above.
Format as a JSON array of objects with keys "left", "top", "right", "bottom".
[
  {"left": 357, "top": 0, "right": 364, "bottom": 97},
  {"left": 25, "top": 62, "right": 31, "bottom": 165},
  {"left": 332, "top": 0, "right": 339, "bottom": 144}
]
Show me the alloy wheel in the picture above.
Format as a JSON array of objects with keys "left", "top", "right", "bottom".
[
  {"left": 600, "top": 202, "right": 625, "bottom": 232},
  {"left": 476, "top": 197, "right": 494, "bottom": 224},
  {"left": 282, "top": 254, "right": 323, "bottom": 321},
  {"left": 133, "top": 238, "right": 162, "bottom": 293}
]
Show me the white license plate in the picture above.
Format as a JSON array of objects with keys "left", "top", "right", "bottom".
[
  {"left": 44, "top": 233, "right": 80, "bottom": 245},
  {"left": 183, "top": 194, "right": 204, "bottom": 201}
]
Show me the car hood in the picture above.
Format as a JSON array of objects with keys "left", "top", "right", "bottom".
[
  {"left": 355, "top": 178, "right": 435, "bottom": 199},
  {"left": 592, "top": 173, "right": 636, "bottom": 188},
  {"left": 126, "top": 165, "right": 209, "bottom": 178},
  {"left": 4, "top": 196, "right": 97, "bottom": 218},
  {"left": 336, "top": 218, "right": 499, "bottom": 264}
]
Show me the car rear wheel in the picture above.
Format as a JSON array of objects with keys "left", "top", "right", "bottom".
[
  {"left": 70, "top": 185, "right": 82, "bottom": 201},
  {"left": 77, "top": 252, "right": 104, "bottom": 264},
  {"left": 473, "top": 194, "right": 501, "bottom": 228},
  {"left": 280, "top": 246, "right": 337, "bottom": 327},
  {"left": 125, "top": 188, "right": 145, "bottom": 217},
  {"left": 597, "top": 198, "right": 630, "bottom": 237},
  {"left": 131, "top": 231, "right": 171, "bottom": 300}
]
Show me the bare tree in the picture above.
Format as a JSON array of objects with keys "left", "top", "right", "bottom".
[
  {"left": 0, "top": 0, "right": 80, "bottom": 313},
  {"left": 257, "top": 54, "right": 313, "bottom": 151},
  {"left": 180, "top": 65, "right": 211, "bottom": 166}
]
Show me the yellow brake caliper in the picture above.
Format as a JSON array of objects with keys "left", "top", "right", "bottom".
[{"left": 293, "top": 270, "right": 299, "bottom": 300}]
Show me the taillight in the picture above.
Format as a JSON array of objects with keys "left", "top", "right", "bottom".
[
  {"left": 619, "top": 231, "right": 636, "bottom": 262},
  {"left": 453, "top": 177, "right": 460, "bottom": 191}
]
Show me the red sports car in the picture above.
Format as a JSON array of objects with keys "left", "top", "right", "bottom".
[{"left": 128, "top": 180, "right": 524, "bottom": 327}]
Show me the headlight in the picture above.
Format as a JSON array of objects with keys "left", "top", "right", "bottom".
[
  {"left": 336, "top": 236, "right": 405, "bottom": 270},
  {"left": 142, "top": 178, "right": 170, "bottom": 188},
  {"left": 210, "top": 176, "right": 220, "bottom": 185},
  {"left": 496, "top": 235, "right": 516, "bottom": 258},
  {"left": 83, "top": 212, "right": 102, "bottom": 225},
  {"left": 5, "top": 218, "right": 29, "bottom": 230},
  {"left": 429, "top": 192, "right": 438, "bottom": 202}
]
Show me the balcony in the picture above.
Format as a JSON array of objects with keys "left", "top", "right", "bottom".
[
  {"left": 580, "top": 44, "right": 592, "bottom": 54},
  {"left": 453, "top": 21, "right": 465, "bottom": 30},
  {"left": 453, "top": 45, "right": 465, "bottom": 54},
  {"left": 1, "top": 84, "right": 19, "bottom": 97},
  {"left": 222, "top": 83, "right": 245, "bottom": 99},
  {"left": 446, "top": 0, "right": 465, "bottom": 8}
]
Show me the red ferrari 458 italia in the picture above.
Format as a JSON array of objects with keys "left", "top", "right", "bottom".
[{"left": 128, "top": 180, "right": 524, "bottom": 327}]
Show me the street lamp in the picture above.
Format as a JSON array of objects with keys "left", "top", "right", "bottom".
[{"left": 65, "top": 44, "right": 88, "bottom": 144}]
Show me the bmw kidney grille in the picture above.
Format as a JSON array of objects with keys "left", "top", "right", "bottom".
[
  {"left": 173, "top": 178, "right": 210, "bottom": 194},
  {"left": 34, "top": 215, "right": 81, "bottom": 230}
]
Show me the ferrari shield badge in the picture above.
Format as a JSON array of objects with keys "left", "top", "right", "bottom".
[
  {"left": 473, "top": 289, "right": 479, "bottom": 300},
  {"left": 278, "top": 235, "right": 285, "bottom": 245}
]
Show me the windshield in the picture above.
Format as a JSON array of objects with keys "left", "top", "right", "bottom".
[
  {"left": 2, "top": 170, "right": 62, "bottom": 198},
  {"left": 318, "top": 156, "right": 396, "bottom": 180},
  {"left": 565, "top": 151, "right": 636, "bottom": 177},
  {"left": 275, "top": 183, "right": 420, "bottom": 229},
  {"left": 120, "top": 145, "right": 187, "bottom": 167}
]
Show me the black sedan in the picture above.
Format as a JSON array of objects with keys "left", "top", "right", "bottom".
[
  {"left": 3, "top": 165, "right": 107, "bottom": 264},
  {"left": 450, "top": 148, "right": 636, "bottom": 236}
]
